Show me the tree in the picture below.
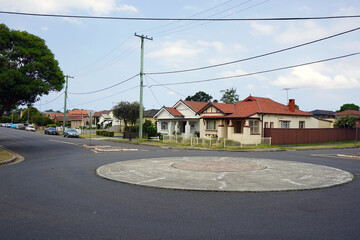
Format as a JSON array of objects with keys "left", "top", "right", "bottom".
[
  {"left": 338, "top": 103, "right": 360, "bottom": 112},
  {"left": 220, "top": 88, "right": 239, "bottom": 104},
  {"left": 143, "top": 120, "right": 157, "bottom": 138},
  {"left": 20, "top": 106, "right": 40, "bottom": 122},
  {"left": 112, "top": 101, "right": 140, "bottom": 129},
  {"left": 334, "top": 115, "right": 358, "bottom": 128},
  {"left": 30, "top": 113, "right": 54, "bottom": 126},
  {"left": 0, "top": 24, "right": 65, "bottom": 117},
  {"left": 186, "top": 91, "right": 213, "bottom": 102}
]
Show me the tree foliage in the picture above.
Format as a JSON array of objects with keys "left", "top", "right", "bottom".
[
  {"left": 143, "top": 119, "right": 157, "bottom": 138},
  {"left": 334, "top": 115, "right": 358, "bottom": 128},
  {"left": 112, "top": 101, "right": 140, "bottom": 128},
  {"left": 338, "top": 103, "right": 360, "bottom": 112},
  {"left": 0, "top": 24, "right": 65, "bottom": 117},
  {"left": 20, "top": 106, "right": 40, "bottom": 122},
  {"left": 30, "top": 113, "right": 54, "bottom": 126},
  {"left": 185, "top": 91, "right": 213, "bottom": 102},
  {"left": 220, "top": 88, "right": 239, "bottom": 104}
]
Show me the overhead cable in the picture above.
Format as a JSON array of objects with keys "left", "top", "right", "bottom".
[
  {"left": 1, "top": 11, "right": 359, "bottom": 21},
  {"left": 148, "top": 52, "right": 360, "bottom": 87},
  {"left": 146, "top": 26, "right": 360, "bottom": 75},
  {"left": 68, "top": 74, "right": 139, "bottom": 95}
]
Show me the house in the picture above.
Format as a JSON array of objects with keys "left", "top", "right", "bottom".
[
  {"left": 197, "top": 96, "right": 321, "bottom": 144},
  {"left": 155, "top": 100, "right": 208, "bottom": 138},
  {"left": 309, "top": 110, "right": 336, "bottom": 128},
  {"left": 335, "top": 110, "right": 360, "bottom": 119},
  {"left": 96, "top": 110, "right": 122, "bottom": 132},
  {"left": 144, "top": 109, "right": 159, "bottom": 125}
]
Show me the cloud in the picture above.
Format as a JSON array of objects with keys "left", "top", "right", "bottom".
[
  {"left": 275, "top": 20, "right": 329, "bottom": 44},
  {"left": 250, "top": 22, "right": 275, "bottom": 35},
  {"left": 271, "top": 63, "right": 360, "bottom": 89},
  {"left": 147, "top": 40, "right": 204, "bottom": 59},
  {"left": 0, "top": 0, "right": 138, "bottom": 15}
]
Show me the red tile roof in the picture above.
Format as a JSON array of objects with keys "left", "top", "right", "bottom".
[
  {"left": 165, "top": 107, "right": 183, "bottom": 117},
  {"left": 182, "top": 101, "right": 208, "bottom": 112},
  {"left": 199, "top": 96, "right": 312, "bottom": 118},
  {"left": 335, "top": 110, "right": 360, "bottom": 116},
  {"left": 93, "top": 110, "right": 110, "bottom": 117}
]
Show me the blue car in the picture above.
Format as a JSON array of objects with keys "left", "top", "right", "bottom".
[
  {"left": 44, "top": 127, "right": 59, "bottom": 135},
  {"left": 10, "top": 124, "right": 16, "bottom": 128}
]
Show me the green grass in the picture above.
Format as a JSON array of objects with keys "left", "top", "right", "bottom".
[{"left": 0, "top": 149, "right": 13, "bottom": 163}]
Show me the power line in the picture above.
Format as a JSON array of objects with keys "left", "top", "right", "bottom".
[
  {"left": 151, "top": 0, "right": 262, "bottom": 37},
  {"left": 146, "top": 26, "right": 360, "bottom": 75},
  {"left": 75, "top": 85, "right": 139, "bottom": 107},
  {"left": 145, "top": 74, "right": 186, "bottom": 98},
  {"left": 1, "top": 10, "right": 360, "bottom": 21},
  {"left": 139, "top": 0, "right": 236, "bottom": 33},
  {"left": 148, "top": 52, "right": 360, "bottom": 87},
  {"left": 68, "top": 74, "right": 139, "bottom": 95}
]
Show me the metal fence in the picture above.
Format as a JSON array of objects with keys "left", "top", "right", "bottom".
[{"left": 162, "top": 135, "right": 271, "bottom": 148}]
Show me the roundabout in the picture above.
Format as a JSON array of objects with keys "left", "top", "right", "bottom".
[{"left": 96, "top": 156, "right": 354, "bottom": 192}]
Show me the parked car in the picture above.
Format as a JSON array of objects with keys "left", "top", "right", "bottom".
[
  {"left": 25, "top": 125, "right": 36, "bottom": 132},
  {"left": 10, "top": 124, "right": 16, "bottom": 128},
  {"left": 44, "top": 127, "right": 59, "bottom": 135},
  {"left": 4, "top": 123, "right": 11, "bottom": 128},
  {"left": 63, "top": 129, "right": 79, "bottom": 138},
  {"left": 15, "top": 124, "right": 26, "bottom": 130}
]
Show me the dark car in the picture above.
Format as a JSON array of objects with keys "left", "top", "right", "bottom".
[
  {"left": 15, "top": 124, "right": 26, "bottom": 130},
  {"left": 44, "top": 127, "right": 59, "bottom": 135}
]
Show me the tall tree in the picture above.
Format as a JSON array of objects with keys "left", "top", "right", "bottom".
[
  {"left": 112, "top": 101, "right": 140, "bottom": 128},
  {"left": 21, "top": 106, "right": 40, "bottom": 122},
  {"left": 220, "top": 88, "right": 239, "bottom": 104},
  {"left": 0, "top": 24, "right": 64, "bottom": 117},
  {"left": 338, "top": 103, "right": 360, "bottom": 112},
  {"left": 185, "top": 91, "right": 213, "bottom": 102}
]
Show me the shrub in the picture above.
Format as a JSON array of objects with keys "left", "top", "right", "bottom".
[
  {"left": 102, "top": 131, "right": 108, "bottom": 136},
  {"left": 96, "top": 130, "right": 101, "bottom": 135},
  {"left": 108, "top": 131, "right": 114, "bottom": 137}
]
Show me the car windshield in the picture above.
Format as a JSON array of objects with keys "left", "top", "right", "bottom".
[{"left": 68, "top": 129, "right": 77, "bottom": 132}]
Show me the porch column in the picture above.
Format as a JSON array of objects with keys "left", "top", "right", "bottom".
[
  {"left": 227, "top": 120, "right": 234, "bottom": 140},
  {"left": 218, "top": 119, "right": 226, "bottom": 138},
  {"left": 168, "top": 121, "right": 173, "bottom": 135},
  {"left": 174, "top": 121, "right": 179, "bottom": 135},
  {"left": 243, "top": 119, "right": 251, "bottom": 136},
  {"left": 185, "top": 120, "right": 191, "bottom": 138}
]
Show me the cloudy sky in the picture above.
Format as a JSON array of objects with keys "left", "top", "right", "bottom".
[{"left": 1, "top": 0, "right": 360, "bottom": 112}]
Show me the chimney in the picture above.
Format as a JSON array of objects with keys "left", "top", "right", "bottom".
[{"left": 289, "top": 99, "right": 295, "bottom": 112}]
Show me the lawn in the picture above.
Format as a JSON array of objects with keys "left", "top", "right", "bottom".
[{"left": 0, "top": 148, "right": 13, "bottom": 163}]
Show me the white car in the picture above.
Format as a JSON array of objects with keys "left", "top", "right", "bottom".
[{"left": 25, "top": 125, "right": 36, "bottom": 132}]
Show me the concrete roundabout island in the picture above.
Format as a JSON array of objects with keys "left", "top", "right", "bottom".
[{"left": 96, "top": 156, "right": 354, "bottom": 192}]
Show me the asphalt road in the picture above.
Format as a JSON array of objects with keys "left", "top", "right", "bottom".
[{"left": 1, "top": 127, "right": 360, "bottom": 240}]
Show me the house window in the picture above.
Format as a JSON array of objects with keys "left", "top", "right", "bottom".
[
  {"left": 234, "top": 121, "right": 242, "bottom": 133},
  {"left": 299, "top": 121, "right": 305, "bottom": 128},
  {"left": 206, "top": 120, "right": 217, "bottom": 130},
  {"left": 161, "top": 122, "right": 168, "bottom": 130},
  {"left": 280, "top": 121, "right": 290, "bottom": 128},
  {"left": 270, "top": 122, "right": 274, "bottom": 128},
  {"left": 249, "top": 120, "right": 260, "bottom": 134},
  {"left": 264, "top": 122, "right": 269, "bottom": 128}
]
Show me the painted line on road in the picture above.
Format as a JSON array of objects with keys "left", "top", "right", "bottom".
[{"left": 49, "top": 139, "right": 80, "bottom": 146}]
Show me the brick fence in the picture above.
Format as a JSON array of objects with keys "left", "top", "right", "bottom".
[{"left": 264, "top": 128, "right": 360, "bottom": 145}]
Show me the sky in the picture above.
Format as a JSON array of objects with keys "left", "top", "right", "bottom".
[{"left": 1, "top": 0, "right": 360, "bottom": 113}]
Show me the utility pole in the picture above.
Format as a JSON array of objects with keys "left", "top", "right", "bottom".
[
  {"left": 134, "top": 33, "right": 153, "bottom": 141},
  {"left": 63, "top": 75, "right": 74, "bottom": 134}
]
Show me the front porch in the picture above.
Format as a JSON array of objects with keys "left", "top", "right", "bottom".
[
  {"left": 157, "top": 119, "right": 200, "bottom": 138},
  {"left": 202, "top": 118, "right": 262, "bottom": 145}
]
